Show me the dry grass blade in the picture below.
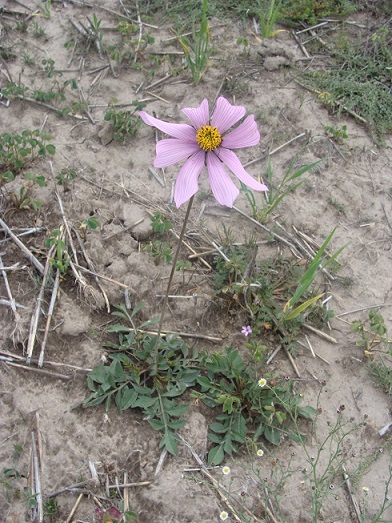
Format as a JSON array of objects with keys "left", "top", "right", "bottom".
[{"left": 0, "top": 217, "right": 45, "bottom": 275}]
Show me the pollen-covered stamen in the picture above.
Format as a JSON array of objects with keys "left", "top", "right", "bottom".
[{"left": 196, "top": 125, "right": 222, "bottom": 151}]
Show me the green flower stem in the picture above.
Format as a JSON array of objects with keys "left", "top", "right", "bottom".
[{"left": 152, "top": 195, "right": 194, "bottom": 375}]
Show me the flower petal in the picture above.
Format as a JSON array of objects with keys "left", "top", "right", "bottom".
[
  {"left": 217, "top": 148, "right": 268, "bottom": 192},
  {"left": 139, "top": 111, "right": 196, "bottom": 141},
  {"left": 211, "top": 97, "right": 246, "bottom": 134},
  {"left": 174, "top": 150, "right": 205, "bottom": 207},
  {"left": 154, "top": 139, "right": 200, "bottom": 168},
  {"left": 182, "top": 99, "right": 210, "bottom": 129},
  {"left": 206, "top": 152, "right": 239, "bottom": 207},
  {"left": 222, "top": 115, "right": 260, "bottom": 149}
]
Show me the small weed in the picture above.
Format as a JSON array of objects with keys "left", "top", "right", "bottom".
[
  {"left": 7, "top": 173, "right": 46, "bottom": 211},
  {"left": 104, "top": 101, "right": 146, "bottom": 142},
  {"left": 32, "top": 21, "right": 47, "bottom": 39},
  {"left": 144, "top": 240, "right": 173, "bottom": 264},
  {"left": 241, "top": 154, "right": 320, "bottom": 223},
  {"left": 55, "top": 167, "right": 77, "bottom": 192},
  {"left": 80, "top": 216, "right": 99, "bottom": 240},
  {"left": 370, "top": 358, "right": 392, "bottom": 395},
  {"left": 12, "top": 443, "right": 23, "bottom": 461},
  {"left": 327, "top": 196, "right": 346, "bottom": 215},
  {"left": 151, "top": 211, "right": 173, "bottom": 235},
  {"left": 43, "top": 498, "right": 59, "bottom": 516},
  {"left": 22, "top": 53, "right": 35, "bottom": 66},
  {"left": 38, "top": 0, "right": 52, "bottom": 19},
  {"left": 258, "top": 0, "right": 283, "bottom": 38},
  {"left": 45, "top": 229, "right": 70, "bottom": 274},
  {"left": 324, "top": 124, "right": 348, "bottom": 144}
]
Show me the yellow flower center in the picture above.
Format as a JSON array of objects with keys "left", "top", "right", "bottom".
[{"left": 196, "top": 125, "right": 222, "bottom": 151}]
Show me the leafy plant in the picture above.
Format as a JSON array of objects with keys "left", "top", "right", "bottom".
[
  {"left": 324, "top": 124, "right": 348, "bottom": 143},
  {"left": 104, "top": 101, "right": 146, "bottom": 141},
  {"left": 352, "top": 309, "right": 392, "bottom": 356},
  {"left": 84, "top": 303, "right": 195, "bottom": 455},
  {"left": 55, "top": 167, "right": 77, "bottom": 191},
  {"left": 85, "top": 303, "right": 315, "bottom": 463},
  {"left": 144, "top": 240, "right": 173, "bottom": 264},
  {"left": 195, "top": 347, "right": 316, "bottom": 464},
  {"left": 0, "top": 130, "right": 56, "bottom": 174},
  {"left": 43, "top": 498, "right": 59, "bottom": 516},
  {"left": 8, "top": 173, "right": 46, "bottom": 211},
  {"left": 179, "top": 0, "right": 211, "bottom": 84},
  {"left": 151, "top": 211, "right": 173, "bottom": 234},
  {"left": 45, "top": 229, "right": 70, "bottom": 274}
]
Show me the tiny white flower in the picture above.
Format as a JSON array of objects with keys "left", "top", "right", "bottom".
[
  {"left": 220, "top": 511, "right": 229, "bottom": 521},
  {"left": 257, "top": 449, "right": 264, "bottom": 457},
  {"left": 362, "top": 486, "right": 369, "bottom": 493},
  {"left": 222, "top": 466, "right": 230, "bottom": 475},
  {"left": 258, "top": 378, "right": 267, "bottom": 388}
]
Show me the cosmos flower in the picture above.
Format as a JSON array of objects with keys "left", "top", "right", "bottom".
[
  {"left": 139, "top": 97, "right": 267, "bottom": 207},
  {"left": 241, "top": 325, "right": 252, "bottom": 336},
  {"left": 258, "top": 378, "right": 267, "bottom": 388}
]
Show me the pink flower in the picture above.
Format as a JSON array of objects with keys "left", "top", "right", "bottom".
[
  {"left": 241, "top": 325, "right": 252, "bottom": 336},
  {"left": 139, "top": 97, "right": 268, "bottom": 207}
]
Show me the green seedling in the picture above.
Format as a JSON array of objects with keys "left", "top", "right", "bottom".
[
  {"left": 352, "top": 309, "right": 391, "bottom": 356},
  {"left": 45, "top": 229, "right": 69, "bottom": 274},
  {"left": 179, "top": 0, "right": 211, "bottom": 84},
  {"left": 43, "top": 498, "right": 59, "bottom": 516},
  {"left": 144, "top": 240, "right": 173, "bottom": 264},
  {"left": 80, "top": 216, "right": 99, "bottom": 240},
  {"left": 55, "top": 167, "right": 77, "bottom": 191},
  {"left": 151, "top": 211, "right": 173, "bottom": 234},
  {"left": 3, "top": 172, "right": 45, "bottom": 211},
  {"left": 325, "top": 124, "right": 348, "bottom": 144}
]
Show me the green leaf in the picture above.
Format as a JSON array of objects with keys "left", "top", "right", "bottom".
[
  {"left": 264, "top": 425, "right": 281, "bottom": 445},
  {"left": 160, "top": 431, "right": 179, "bottom": 455},
  {"left": 121, "top": 386, "right": 138, "bottom": 410},
  {"left": 149, "top": 419, "right": 164, "bottom": 431},
  {"left": 130, "top": 301, "right": 145, "bottom": 318},
  {"left": 168, "top": 419, "right": 187, "bottom": 430},
  {"left": 165, "top": 404, "right": 188, "bottom": 417},
  {"left": 209, "top": 422, "right": 229, "bottom": 434},
  {"left": 107, "top": 324, "right": 132, "bottom": 333},
  {"left": 297, "top": 405, "right": 317, "bottom": 420},
  {"left": 133, "top": 396, "right": 157, "bottom": 409},
  {"left": 46, "top": 144, "right": 56, "bottom": 155},
  {"left": 284, "top": 293, "right": 324, "bottom": 321},
  {"left": 207, "top": 433, "right": 223, "bottom": 444},
  {"left": 197, "top": 376, "right": 212, "bottom": 390},
  {"left": 207, "top": 445, "right": 225, "bottom": 466}
]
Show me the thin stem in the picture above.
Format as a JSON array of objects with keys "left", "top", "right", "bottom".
[{"left": 152, "top": 195, "right": 194, "bottom": 374}]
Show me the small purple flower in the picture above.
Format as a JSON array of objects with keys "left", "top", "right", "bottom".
[
  {"left": 241, "top": 325, "right": 252, "bottom": 337},
  {"left": 139, "top": 97, "right": 267, "bottom": 208}
]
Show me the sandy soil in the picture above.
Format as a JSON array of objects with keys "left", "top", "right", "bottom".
[{"left": 0, "top": 2, "right": 391, "bottom": 522}]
